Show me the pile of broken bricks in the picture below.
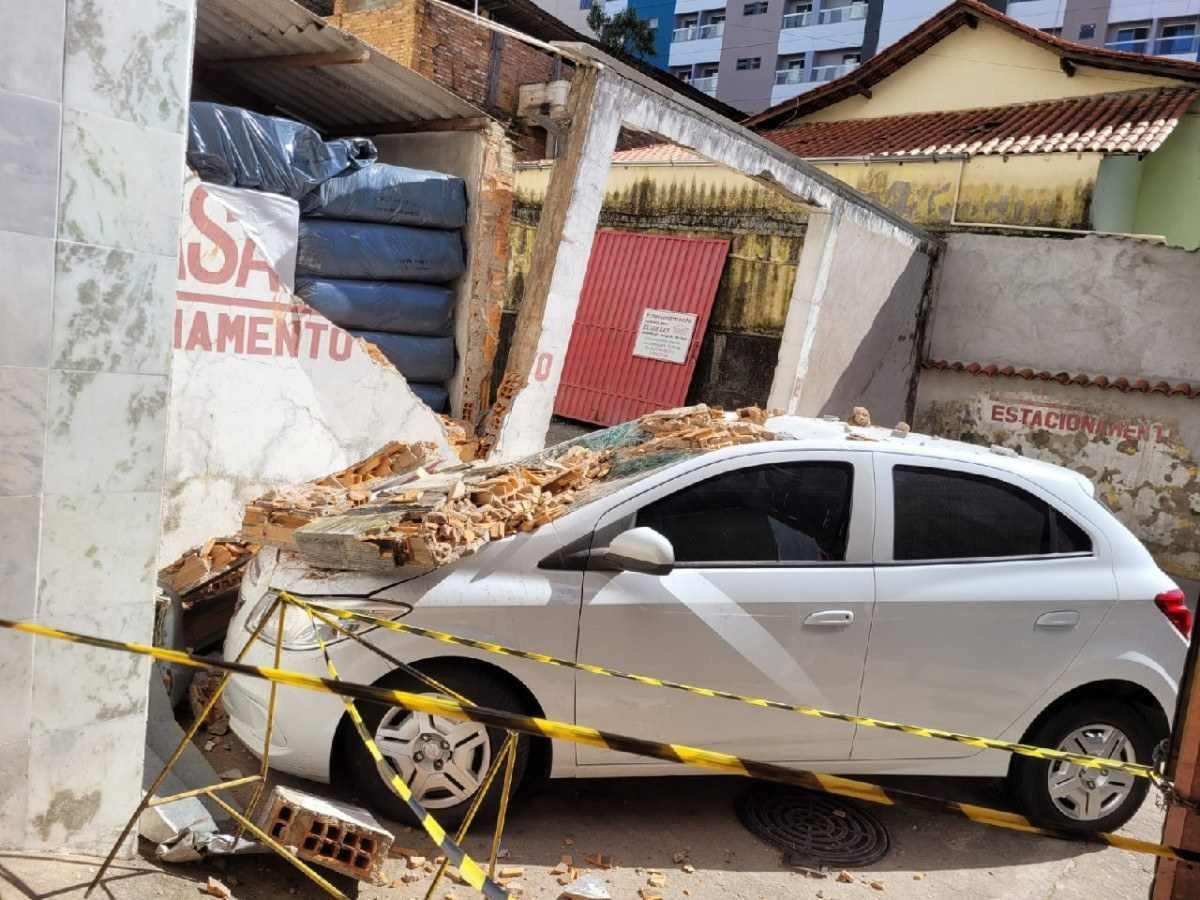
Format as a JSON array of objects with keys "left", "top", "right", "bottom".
[{"left": 236, "top": 404, "right": 780, "bottom": 574}]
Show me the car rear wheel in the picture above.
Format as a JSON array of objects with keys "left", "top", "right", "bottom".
[
  {"left": 1010, "top": 700, "right": 1153, "bottom": 833},
  {"left": 341, "top": 662, "right": 530, "bottom": 827}
]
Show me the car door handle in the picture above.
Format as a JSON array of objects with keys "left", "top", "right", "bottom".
[
  {"left": 804, "top": 609, "right": 854, "bottom": 627},
  {"left": 1035, "top": 610, "right": 1080, "bottom": 628}
]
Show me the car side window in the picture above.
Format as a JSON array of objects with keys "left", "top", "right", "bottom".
[
  {"left": 893, "top": 465, "right": 1091, "bottom": 561},
  {"left": 636, "top": 462, "right": 854, "bottom": 564}
]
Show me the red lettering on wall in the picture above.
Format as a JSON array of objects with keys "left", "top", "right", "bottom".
[
  {"left": 235, "top": 238, "right": 281, "bottom": 292},
  {"left": 173, "top": 309, "right": 183, "bottom": 349},
  {"left": 247, "top": 316, "right": 272, "bottom": 355},
  {"left": 275, "top": 321, "right": 301, "bottom": 357},
  {"left": 991, "top": 404, "right": 1005, "bottom": 422},
  {"left": 185, "top": 189, "right": 238, "bottom": 285},
  {"left": 184, "top": 310, "right": 213, "bottom": 351},
  {"left": 216, "top": 314, "right": 246, "bottom": 353},
  {"left": 329, "top": 329, "right": 352, "bottom": 361},
  {"left": 304, "top": 321, "right": 328, "bottom": 359}
]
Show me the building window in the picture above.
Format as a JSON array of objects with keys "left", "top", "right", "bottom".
[
  {"left": 1159, "top": 22, "right": 1199, "bottom": 54},
  {"left": 579, "top": 0, "right": 591, "bottom": 9},
  {"left": 1078, "top": 23, "right": 1096, "bottom": 40},
  {"left": 1108, "top": 24, "right": 1150, "bottom": 53},
  {"left": 743, "top": 1, "right": 768, "bottom": 14},
  {"left": 736, "top": 57, "right": 762, "bottom": 70}
]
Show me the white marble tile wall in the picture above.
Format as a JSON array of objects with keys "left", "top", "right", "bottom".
[{"left": 0, "top": 0, "right": 194, "bottom": 854}]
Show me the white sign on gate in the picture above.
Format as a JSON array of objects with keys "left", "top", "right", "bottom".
[{"left": 632, "top": 308, "right": 697, "bottom": 364}]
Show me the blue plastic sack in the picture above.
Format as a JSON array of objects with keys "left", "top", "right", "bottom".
[
  {"left": 297, "top": 220, "right": 465, "bottom": 283},
  {"left": 352, "top": 332, "right": 456, "bottom": 383},
  {"left": 302, "top": 164, "right": 468, "bottom": 229},
  {"left": 188, "top": 102, "right": 377, "bottom": 200},
  {"left": 409, "top": 382, "right": 449, "bottom": 412},
  {"left": 296, "top": 279, "right": 455, "bottom": 337}
]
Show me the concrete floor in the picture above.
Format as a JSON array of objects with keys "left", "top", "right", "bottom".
[{"left": 0, "top": 768, "right": 1164, "bottom": 900}]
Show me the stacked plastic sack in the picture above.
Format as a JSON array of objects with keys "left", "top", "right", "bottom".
[{"left": 187, "top": 102, "right": 467, "bottom": 412}]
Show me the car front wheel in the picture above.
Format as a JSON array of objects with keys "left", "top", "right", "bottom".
[
  {"left": 1010, "top": 700, "right": 1153, "bottom": 834},
  {"left": 340, "top": 662, "right": 530, "bottom": 827}
]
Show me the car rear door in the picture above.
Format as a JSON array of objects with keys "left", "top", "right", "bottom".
[
  {"left": 574, "top": 448, "right": 876, "bottom": 765},
  {"left": 853, "top": 453, "right": 1116, "bottom": 761}
]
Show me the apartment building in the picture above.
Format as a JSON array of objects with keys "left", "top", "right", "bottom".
[{"left": 575, "top": 0, "right": 1200, "bottom": 113}]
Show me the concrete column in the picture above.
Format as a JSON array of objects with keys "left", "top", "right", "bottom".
[
  {"left": 767, "top": 206, "right": 840, "bottom": 413},
  {"left": 0, "top": 0, "right": 194, "bottom": 855},
  {"left": 490, "top": 67, "right": 622, "bottom": 459}
]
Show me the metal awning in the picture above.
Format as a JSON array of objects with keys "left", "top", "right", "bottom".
[{"left": 194, "top": 0, "right": 486, "bottom": 130}]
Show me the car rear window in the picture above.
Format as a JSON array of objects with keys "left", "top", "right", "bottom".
[
  {"left": 893, "top": 466, "right": 1090, "bottom": 561},
  {"left": 637, "top": 462, "right": 853, "bottom": 564}
]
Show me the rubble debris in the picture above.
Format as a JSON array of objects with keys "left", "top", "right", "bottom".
[
  {"left": 264, "top": 405, "right": 776, "bottom": 573},
  {"left": 560, "top": 872, "right": 611, "bottom": 900},
  {"left": 682, "top": 863, "right": 696, "bottom": 873},
  {"left": 497, "top": 866, "right": 525, "bottom": 879},
  {"left": 584, "top": 853, "right": 614, "bottom": 869},
  {"left": 241, "top": 441, "right": 440, "bottom": 548},
  {"left": 836, "top": 870, "right": 856, "bottom": 883},
  {"left": 637, "top": 890, "right": 663, "bottom": 900},
  {"left": 189, "top": 671, "right": 230, "bottom": 736},
  {"left": 162, "top": 539, "right": 260, "bottom": 596},
  {"left": 439, "top": 414, "right": 480, "bottom": 462},
  {"left": 647, "top": 871, "right": 667, "bottom": 887},
  {"left": 255, "top": 785, "right": 393, "bottom": 882},
  {"left": 203, "top": 876, "right": 234, "bottom": 899},
  {"left": 870, "top": 880, "right": 886, "bottom": 891},
  {"left": 671, "top": 850, "right": 688, "bottom": 864},
  {"left": 848, "top": 406, "right": 872, "bottom": 427},
  {"left": 406, "top": 855, "right": 427, "bottom": 868}
]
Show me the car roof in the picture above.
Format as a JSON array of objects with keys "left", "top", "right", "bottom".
[{"left": 762, "top": 414, "right": 1094, "bottom": 498}]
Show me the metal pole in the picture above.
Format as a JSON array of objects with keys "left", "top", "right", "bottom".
[{"left": 1152, "top": 630, "right": 1200, "bottom": 898}]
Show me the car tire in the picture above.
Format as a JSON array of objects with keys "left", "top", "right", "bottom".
[
  {"left": 1009, "top": 700, "right": 1153, "bottom": 834},
  {"left": 340, "top": 661, "right": 530, "bottom": 828}
]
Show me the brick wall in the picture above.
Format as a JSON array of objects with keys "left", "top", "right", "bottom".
[{"left": 330, "top": 0, "right": 563, "bottom": 119}]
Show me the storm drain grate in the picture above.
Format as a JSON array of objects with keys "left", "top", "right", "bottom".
[{"left": 736, "top": 785, "right": 890, "bottom": 869}]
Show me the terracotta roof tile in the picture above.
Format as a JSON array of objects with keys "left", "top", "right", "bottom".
[
  {"left": 745, "top": 0, "right": 1200, "bottom": 130},
  {"left": 610, "top": 144, "right": 707, "bottom": 164},
  {"left": 924, "top": 360, "right": 1200, "bottom": 398},
  {"left": 763, "top": 87, "right": 1199, "bottom": 159}
]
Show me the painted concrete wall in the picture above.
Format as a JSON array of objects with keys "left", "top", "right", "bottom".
[
  {"left": 929, "top": 231, "right": 1197, "bottom": 384},
  {"left": 770, "top": 206, "right": 933, "bottom": 424},
  {"left": 919, "top": 230, "right": 1200, "bottom": 580},
  {"left": 916, "top": 370, "right": 1200, "bottom": 583},
  {"left": 0, "top": 0, "right": 195, "bottom": 854},
  {"left": 813, "top": 153, "right": 1103, "bottom": 229},
  {"left": 1134, "top": 111, "right": 1200, "bottom": 250},
  {"left": 802, "top": 22, "right": 1186, "bottom": 122}
]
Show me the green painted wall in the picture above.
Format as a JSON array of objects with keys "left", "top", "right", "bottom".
[
  {"left": 1133, "top": 112, "right": 1200, "bottom": 250},
  {"left": 1092, "top": 155, "right": 1144, "bottom": 234}
]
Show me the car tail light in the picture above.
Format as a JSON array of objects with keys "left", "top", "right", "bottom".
[{"left": 1155, "top": 589, "right": 1192, "bottom": 638}]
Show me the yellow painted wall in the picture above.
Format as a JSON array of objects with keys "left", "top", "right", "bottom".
[
  {"left": 802, "top": 23, "right": 1185, "bottom": 123},
  {"left": 515, "top": 160, "right": 789, "bottom": 204},
  {"left": 812, "top": 153, "right": 1104, "bottom": 229}
]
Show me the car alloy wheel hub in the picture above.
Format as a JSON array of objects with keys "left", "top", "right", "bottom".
[
  {"left": 1047, "top": 723, "right": 1137, "bottom": 822},
  {"left": 374, "top": 700, "right": 491, "bottom": 809}
]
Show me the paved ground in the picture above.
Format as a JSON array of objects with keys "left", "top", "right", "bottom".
[{"left": 0, "top": 766, "right": 1164, "bottom": 900}]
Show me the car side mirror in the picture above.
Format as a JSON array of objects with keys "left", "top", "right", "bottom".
[{"left": 606, "top": 527, "right": 675, "bottom": 576}]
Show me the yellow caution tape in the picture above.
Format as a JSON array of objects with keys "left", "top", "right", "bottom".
[
  {"left": 300, "top": 597, "right": 1162, "bottom": 784},
  {"left": 1, "top": 616, "right": 1194, "bottom": 869}
]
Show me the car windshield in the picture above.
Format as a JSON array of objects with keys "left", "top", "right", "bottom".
[{"left": 511, "top": 419, "right": 715, "bottom": 506}]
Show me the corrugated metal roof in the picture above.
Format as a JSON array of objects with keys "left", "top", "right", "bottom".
[
  {"left": 764, "top": 87, "right": 1199, "bottom": 159},
  {"left": 194, "top": 0, "right": 483, "bottom": 129},
  {"left": 925, "top": 360, "right": 1200, "bottom": 398}
]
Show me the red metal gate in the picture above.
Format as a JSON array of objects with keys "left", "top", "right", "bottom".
[{"left": 554, "top": 231, "right": 730, "bottom": 426}]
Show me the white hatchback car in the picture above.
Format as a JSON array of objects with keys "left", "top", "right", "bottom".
[{"left": 224, "top": 415, "right": 1190, "bottom": 833}]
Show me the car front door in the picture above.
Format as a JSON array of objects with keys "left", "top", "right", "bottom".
[
  {"left": 853, "top": 454, "right": 1116, "bottom": 760},
  {"left": 574, "top": 448, "right": 875, "bottom": 765}
]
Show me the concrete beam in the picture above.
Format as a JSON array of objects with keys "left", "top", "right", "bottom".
[{"left": 489, "top": 66, "right": 622, "bottom": 459}]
